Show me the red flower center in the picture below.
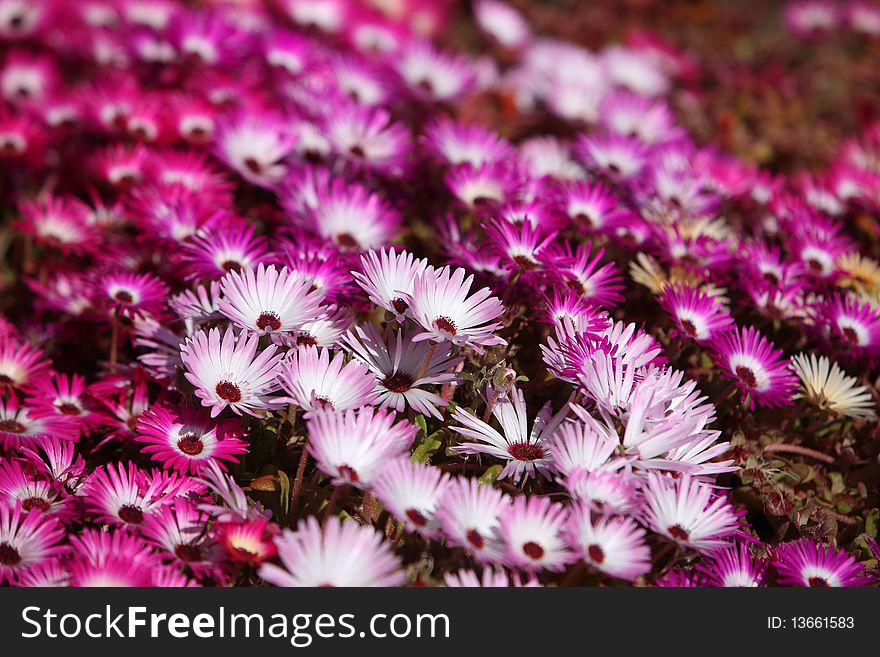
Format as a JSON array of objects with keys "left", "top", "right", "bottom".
[
  {"left": 21, "top": 496, "right": 51, "bottom": 512},
  {"left": 513, "top": 255, "right": 539, "bottom": 271},
  {"left": 433, "top": 316, "right": 457, "bottom": 336},
  {"left": 841, "top": 327, "right": 860, "bottom": 345},
  {"left": 507, "top": 441, "right": 544, "bottom": 462},
  {"left": 466, "top": 529, "right": 484, "bottom": 549},
  {"left": 216, "top": 380, "right": 242, "bottom": 403},
  {"left": 348, "top": 145, "right": 366, "bottom": 158},
  {"left": 243, "top": 157, "right": 263, "bottom": 174},
  {"left": 391, "top": 298, "right": 409, "bottom": 314},
  {"left": 256, "top": 311, "right": 282, "bottom": 332},
  {"left": 57, "top": 402, "right": 82, "bottom": 415},
  {"left": 574, "top": 212, "right": 595, "bottom": 227},
  {"left": 405, "top": 508, "right": 428, "bottom": 526},
  {"left": 315, "top": 396, "right": 334, "bottom": 411},
  {"left": 587, "top": 544, "right": 605, "bottom": 564},
  {"left": 383, "top": 371, "right": 414, "bottom": 393},
  {"left": 680, "top": 318, "right": 698, "bottom": 337},
  {"left": 114, "top": 290, "right": 134, "bottom": 304},
  {"left": 118, "top": 504, "right": 144, "bottom": 525},
  {"left": 0, "top": 419, "right": 26, "bottom": 434},
  {"left": 177, "top": 432, "right": 205, "bottom": 456},
  {"left": 0, "top": 374, "right": 13, "bottom": 384},
  {"left": 296, "top": 334, "right": 317, "bottom": 346},
  {"left": 0, "top": 542, "right": 21, "bottom": 566},
  {"left": 522, "top": 541, "right": 544, "bottom": 560},
  {"left": 336, "top": 233, "right": 359, "bottom": 249},
  {"left": 338, "top": 465, "right": 359, "bottom": 483},
  {"left": 174, "top": 544, "right": 204, "bottom": 563},
  {"left": 221, "top": 260, "right": 243, "bottom": 273},
  {"left": 735, "top": 365, "right": 758, "bottom": 388},
  {"left": 667, "top": 524, "right": 690, "bottom": 541},
  {"left": 808, "top": 576, "right": 830, "bottom": 587}
]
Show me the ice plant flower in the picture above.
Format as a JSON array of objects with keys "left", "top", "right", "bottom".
[
  {"left": 436, "top": 477, "right": 509, "bottom": 563},
  {"left": 279, "top": 346, "right": 378, "bottom": 414},
  {"left": 135, "top": 403, "right": 248, "bottom": 474},
  {"left": 659, "top": 284, "right": 734, "bottom": 344},
  {"left": 0, "top": 337, "right": 49, "bottom": 390},
  {"left": 260, "top": 517, "right": 403, "bottom": 587},
  {"left": 498, "top": 495, "right": 573, "bottom": 572},
  {"left": 406, "top": 266, "right": 506, "bottom": 347},
  {"left": 710, "top": 326, "right": 798, "bottom": 409},
  {"left": 698, "top": 542, "right": 768, "bottom": 587},
  {"left": 372, "top": 458, "right": 450, "bottom": 538},
  {"left": 181, "top": 327, "right": 285, "bottom": 417},
  {"left": 0, "top": 502, "right": 67, "bottom": 584},
  {"left": 451, "top": 386, "right": 570, "bottom": 483},
  {"left": 566, "top": 505, "right": 651, "bottom": 581},
  {"left": 351, "top": 248, "right": 430, "bottom": 321},
  {"left": 790, "top": 353, "right": 876, "bottom": 418},
  {"left": 771, "top": 539, "right": 869, "bottom": 587},
  {"left": 218, "top": 263, "right": 325, "bottom": 336}
]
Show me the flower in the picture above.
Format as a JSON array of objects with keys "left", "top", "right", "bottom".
[
  {"left": 710, "top": 326, "right": 798, "bottom": 409},
  {"left": 214, "top": 112, "right": 297, "bottom": 187},
  {"left": 498, "top": 495, "right": 573, "bottom": 572},
  {"left": 0, "top": 502, "right": 66, "bottom": 584},
  {"left": 451, "top": 386, "right": 570, "bottom": 483},
  {"left": 0, "top": 395, "right": 79, "bottom": 448},
  {"left": 0, "top": 336, "right": 49, "bottom": 389},
  {"left": 343, "top": 324, "right": 461, "bottom": 419},
  {"left": 641, "top": 472, "right": 744, "bottom": 553},
  {"left": 444, "top": 568, "right": 539, "bottom": 587},
  {"left": 566, "top": 505, "right": 651, "bottom": 581},
  {"left": 406, "top": 266, "right": 506, "bottom": 347},
  {"left": 135, "top": 403, "right": 248, "bottom": 474},
  {"left": 182, "top": 223, "right": 272, "bottom": 282},
  {"left": 260, "top": 517, "right": 403, "bottom": 587},
  {"left": 423, "top": 117, "right": 514, "bottom": 167},
  {"left": 279, "top": 346, "right": 378, "bottom": 414},
  {"left": 816, "top": 293, "right": 880, "bottom": 358},
  {"left": 218, "top": 263, "right": 325, "bottom": 336},
  {"left": 84, "top": 462, "right": 183, "bottom": 528},
  {"left": 771, "top": 539, "right": 869, "bottom": 587},
  {"left": 790, "top": 352, "right": 875, "bottom": 418},
  {"left": 372, "top": 458, "right": 450, "bottom": 538},
  {"left": 141, "top": 500, "right": 221, "bottom": 578},
  {"left": 215, "top": 516, "right": 279, "bottom": 565},
  {"left": 66, "top": 528, "right": 158, "bottom": 587},
  {"left": 96, "top": 270, "right": 169, "bottom": 318},
  {"left": 351, "top": 247, "right": 430, "bottom": 321},
  {"left": 659, "top": 284, "right": 733, "bottom": 344},
  {"left": 305, "top": 406, "right": 415, "bottom": 488},
  {"left": 181, "top": 327, "right": 285, "bottom": 418},
  {"left": 698, "top": 542, "right": 767, "bottom": 587},
  {"left": 436, "top": 477, "right": 508, "bottom": 563}
]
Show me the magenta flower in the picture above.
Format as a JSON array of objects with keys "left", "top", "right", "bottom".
[{"left": 771, "top": 539, "right": 870, "bottom": 587}]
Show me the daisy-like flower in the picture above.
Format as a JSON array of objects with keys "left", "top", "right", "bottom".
[
  {"left": 83, "top": 462, "right": 178, "bottom": 528},
  {"left": 292, "top": 305, "right": 351, "bottom": 348},
  {"left": 498, "top": 495, "right": 573, "bottom": 572},
  {"left": 372, "top": 458, "right": 450, "bottom": 538},
  {"left": 0, "top": 503, "right": 66, "bottom": 584},
  {"left": 444, "top": 568, "right": 539, "bottom": 587},
  {"left": 182, "top": 223, "right": 272, "bottom": 282},
  {"left": 214, "top": 112, "right": 297, "bottom": 187},
  {"left": 218, "top": 263, "right": 325, "bottom": 336},
  {"left": 406, "top": 266, "right": 506, "bottom": 347},
  {"left": 790, "top": 353, "right": 875, "bottom": 418},
  {"left": 545, "top": 242, "right": 625, "bottom": 308},
  {"left": 562, "top": 469, "right": 640, "bottom": 515},
  {"left": 16, "top": 195, "right": 96, "bottom": 255},
  {"left": 771, "top": 539, "right": 869, "bottom": 587},
  {"left": 436, "top": 477, "right": 509, "bottom": 563},
  {"left": 641, "top": 472, "right": 743, "bottom": 553},
  {"left": 0, "top": 459, "right": 70, "bottom": 520},
  {"left": 474, "top": 0, "right": 532, "bottom": 50},
  {"left": 817, "top": 293, "right": 880, "bottom": 358},
  {"left": 67, "top": 528, "right": 159, "bottom": 587},
  {"left": 485, "top": 218, "right": 557, "bottom": 276},
  {"left": 393, "top": 39, "right": 476, "bottom": 103},
  {"left": 548, "top": 417, "right": 621, "bottom": 477},
  {"left": 181, "top": 327, "right": 285, "bottom": 418},
  {"left": 325, "top": 105, "right": 410, "bottom": 176},
  {"left": 260, "top": 517, "right": 403, "bottom": 587},
  {"left": 215, "top": 516, "right": 279, "bottom": 566},
  {"left": 343, "top": 324, "right": 461, "bottom": 419},
  {"left": 698, "top": 542, "right": 767, "bottom": 587},
  {"left": 576, "top": 133, "right": 647, "bottom": 179},
  {"left": 562, "top": 180, "right": 629, "bottom": 232},
  {"left": 423, "top": 117, "right": 515, "bottom": 168},
  {"left": 96, "top": 270, "right": 169, "bottom": 319},
  {"left": 141, "top": 500, "right": 221, "bottom": 577},
  {"left": 351, "top": 248, "right": 430, "bottom": 321},
  {"left": 0, "top": 336, "right": 49, "bottom": 390},
  {"left": 0, "top": 396, "right": 79, "bottom": 449},
  {"left": 599, "top": 91, "right": 679, "bottom": 145},
  {"left": 451, "top": 386, "right": 570, "bottom": 483},
  {"left": 659, "top": 284, "right": 734, "bottom": 344},
  {"left": 135, "top": 403, "right": 248, "bottom": 474},
  {"left": 566, "top": 505, "right": 651, "bottom": 581},
  {"left": 710, "top": 326, "right": 798, "bottom": 410},
  {"left": 16, "top": 559, "right": 69, "bottom": 587},
  {"left": 279, "top": 346, "right": 377, "bottom": 414},
  {"left": 169, "top": 281, "right": 223, "bottom": 330},
  {"left": 305, "top": 406, "right": 415, "bottom": 488},
  {"left": 445, "top": 162, "right": 521, "bottom": 210},
  {"left": 784, "top": 0, "right": 839, "bottom": 37}
]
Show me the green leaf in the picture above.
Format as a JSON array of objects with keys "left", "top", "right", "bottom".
[
  {"left": 412, "top": 431, "right": 443, "bottom": 464},
  {"left": 836, "top": 501, "right": 852, "bottom": 514},
  {"left": 478, "top": 464, "right": 503, "bottom": 485},
  {"left": 414, "top": 414, "right": 428, "bottom": 440},
  {"left": 866, "top": 508, "right": 879, "bottom": 538},
  {"left": 278, "top": 470, "right": 290, "bottom": 518}
]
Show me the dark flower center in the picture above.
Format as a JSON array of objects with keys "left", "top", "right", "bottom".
[
  {"left": 126, "top": 415, "right": 141, "bottom": 431},
  {"left": 607, "top": 163, "right": 622, "bottom": 175},
  {"left": 574, "top": 212, "right": 595, "bottom": 227},
  {"left": 762, "top": 271, "right": 780, "bottom": 286},
  {"left": 256, "top": 311, "right": 282, "bottom": 332},
  {"left": 174, "top": 544, "right": 204, "bottom": 562},
  {"left": 522, "top": 541, "right": 544, "bottom": 560},
  {"left": 114, "top": 290, "right": 134, "bottom": 304},
  {"left": 0, "top": 138, "right": 24, "bottom": 156},
  {"left": 416, "top": 78, "right": 434, "bottom": 94},
  {"left": 405, "top": 508, "right": 428, "bottom": 526},
  {"left": 513, "top": 255, "right": 539, "bottom": 271},
  {"left": 806, "top": 258, "right": 825, "bottom": 273},
  {"left": 587, "top": 544, "right": 605, "bottom": 564},
  {"left": 735, "top": 365, "right": 758, "bottom": 388},
  {"left": 215, "top": 380, "right": 242, "bottom": 403},
  {"left": 0, "top": 373, "right": 13, "bottom": 384},
  {"left": 808, "top": 576, "right": 830, "bottom": 587},
  {"left": 221, "top": 260, "right": 243, "bottom": 272},
  {"left": 22, "top": 496, "right": 51, "bottom": 512},
  {"left": 841, "top": 327, "right": 860, "bottom": 345},
  {"left": 391, "top": 297, "right": 409, "bottom": 314},
  {"left": 383, "top": 371, "right": 414, "bottom": 393},
  {"left": 348, "top": 145, "right": 366, "bottom": 158},
  {"left": 680, "top": 318, "right": 698, "bottom": 337},
  {"left": 0, "top": 542, "right": 21, "bottom": 566},
  {"left": 315, "top": 396, "right": 334, "bottom": 411},
  {"left": 507, "top": 442, "right": 545, "bottom": 462},
  {"left": 337, "top": 465, "right": 359, "bottom": 483},
  {"left": 565, "top": 277, "right": 585, "bottom": 294},
  {"left": 335, "top": 232, "right": 359, "bottom": 249},
  {"left": 296, "top": 334, "right": 317, "bottom": 346},
  {"left": 118, "top": 504, "right": 144, "bottom": 524},
  {"left": 667, "top": 524, "right": 690, "bottom": 541},
  {"left": 466, "top": 529, "right": 484, "bottom": 549},
  {"left": 57, "top": 402, "right": 81, "bottom": 415},
  {"left": 177, "top": 432, "right": 205, "bottom": 456},
  {"left": 243, "top": 157, "right": 262, "bottom": 174},
  {"left": 433, "top": 316, "right": 457, "bottom": 335},
  {"left": 0, "top": 419, "right": 26, "bottom": 434}
]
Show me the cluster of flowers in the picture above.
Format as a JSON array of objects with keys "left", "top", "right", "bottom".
[
  {"left": 0, "top": 0, "right": 878, "bottom": 588},
  {"left": 784, "top": 0, "right": 880, "bottom": 38}
]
